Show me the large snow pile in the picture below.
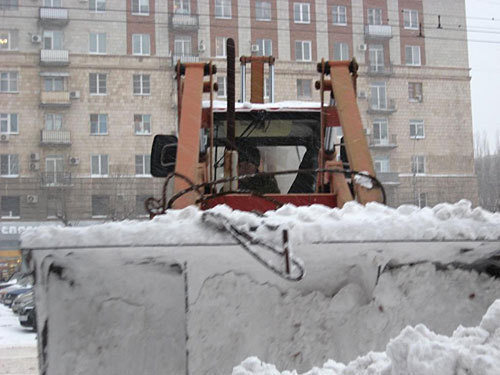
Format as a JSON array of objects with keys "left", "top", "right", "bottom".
[
  {"left": 233, "top": 300, "right": 500, "bottom": 375},
  {"left": 21, "top": 200, "right": 500, "bottom": 248}
]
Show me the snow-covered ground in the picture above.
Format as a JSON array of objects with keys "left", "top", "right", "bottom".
[{"left": 0, "top": 304, "right": 36, "bottom": 348}]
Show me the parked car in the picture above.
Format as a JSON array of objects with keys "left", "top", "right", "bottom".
[
  {"left": 3, "top": 287, "right": 32, "bottom": 307},
  {"left": 11, "top": 291, "right": 34, "bottom": 314},
  {"left": 19, "top": 304, "right": 36, "bottom": 331}
]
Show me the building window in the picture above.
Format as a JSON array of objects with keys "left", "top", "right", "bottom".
[
  {"left": 0, "top": 30, "right": 18, "bottom": 50},
  {"left": 408, "top": 82, "right": 423, "bottom": 102},
  {"left": 418, "top": 192, "right": 427, "bottom": 208},
  {"left": 132, "top": 0, "right": 149, "bottom": 15},
  {"left": 0, "top": 154, "right": 19, "bottom": 176},
  {"left": 133, "top": 74, "right": 150, "bottom": 95},
  {"left": 174, "top": 36, "right": 192, "bottom": 56},
  {"left": 405, "top": 46, "right": 421, "bottom": 66},
  {"left": 410, "top": 120, "right": 424, "bottom": 139},
  {"left": 132, "top": 34, "right": 150, "bottom": 55},
  {"left": 91, "top": 154, "right": 109, "bottom": 176},
  {"left": 135, "top": 155, "right": 151, "bottom": 176},
  {"left": 0, "top": 113, "right": 18, "bottom": 134},
  {"left": 45, "top": 114, "right": 63, "bottom": 130},
  {"left": 256, "top": 38, "right": 272, "bottom": 56},
  {"left": 368, "top": 8, "right": 382, "bottom": 25},
  {"left": 293, "top": 3, "right": 310, "bottom": 23},
  {"left": 45, "top": 156, "right": 64, "bottom": 185},
  {"left": 89, "top": 73, "right": 107, "bottom": 94},
  {"left": 89, "top": 0, "right": 105, "bottom": 12},
  {"left": 333, "top": 42, "right": 349, "bottom": 61},
  {"left": 332, "top": 5, "right": 347, "bottom": 25},
  {"left": 134, "top": 114, "right": 151, "bottom": 134},
  {"left": 373, "top": 118, "right": 388, "bottom": 145},
  {"left": 295, "top": 40, "right": 311, "bottom": 61},
  {"left": 264, "top": 76, "right": 271, "bottom": 99},
  {"left": 43, "top": 30, "right": 63, "bottom": 50},
  {"left": 47, "top": 195, "right": 63, "bottom": 219},
  {"left": 0, "top": 0, "right": 18, "bottom": 10},
  {"left": 404, "top": 9, "right": 419, "bottom": 30},
  {"left": 44, "top": 77, "right": 64, "bottom": 92},
  {"left": 44, "top": 0, "right": 62, "bottom": 7},
  {"left": 411, "top": 155, "right": 425, "bottom": 174},
  {"left": 174, "top": 0, "right": 190, "bottom": 14},
  {"left": 0, "top": 71, "right": 18, "bottom": 92},
  {"left": 374, "top": 155, "right": 390, "bottom": 173},
  {"left": 297, "top": 79, "right": 312, "bottom": 99},
  {"left": 215, "top": 0, "right": 231, "bottom": 19},
  {"left": 92, "top": 195, "right": 110, "bottom": 217},
  {"left": 369, "top": 44, "right": 384, "bottom": 71},
  {"left": 370, "top": 82, "right": 387, "bottom": 109},
  {"left": 215, "top": 36, "right": 227, "bottom": 57},
  {"left": 90, "top": 114, "right": 108, "bottom": 135},
  {"left": 89, "top": 32, "right": 106, "bottom": 54},
  {"left": 1, "top": 196, "right": 20, "bottom": 219},
  {"left": 256, "top": 1, "right": 271, "bottom": 21},
  {"left": 216, "top": 76, "right": 226, "bottom": 98}
]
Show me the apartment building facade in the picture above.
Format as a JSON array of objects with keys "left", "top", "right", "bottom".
[{"left": 0, "top": 0, "right": 478, "bottom": 224}]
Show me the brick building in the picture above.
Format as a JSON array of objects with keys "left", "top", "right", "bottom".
[{"left": 0, "top": 0, "right": 478, "bottom": 222}]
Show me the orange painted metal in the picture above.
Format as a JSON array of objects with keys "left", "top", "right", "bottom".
[
  {"left": 250, "top": 59, "right": 265, "bottom": 103},
  {"left": 326, "top": 160, "right": 353, "bottom": 208}
]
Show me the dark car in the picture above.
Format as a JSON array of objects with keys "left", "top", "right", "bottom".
[
  {"left": 11, "top": 291, "right": 34, "bottom": 314},
  {"left": 3, "top": 287, "right": 32, "bottom": 307},
  {"left": 19, "top": 304, "right": 36, "bottom": 331}
]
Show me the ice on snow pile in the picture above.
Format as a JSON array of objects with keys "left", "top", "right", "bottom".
[
  {"left": 233, "top": 300, "right": 500, "bottom": 375},
  {"left": 21, "top": 200, "right": 500, "bottom": 248}
]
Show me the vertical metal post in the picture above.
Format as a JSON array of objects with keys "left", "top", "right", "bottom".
[
  {"left": 227, "top": 38, "right": 236, "bottom": 150},
  {"left": 282, "top": 230, "right": 290, "bottom": 275},
  {"left": 270, "top": 64, "right": 275, "bottom": 103},
  {"left": 240, "top": 64, "right": 246, "bottom": 103}
]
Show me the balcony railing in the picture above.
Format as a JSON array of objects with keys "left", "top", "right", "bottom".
[
  {"left": 368, "top": 134, "right": 398, "bottom": 149},
  {"left": 376, "top": 172, "right": 400, "bottom": 185},
  {"left": 41, "top": 129, "right": 71, "bottom": 145},
  {"left": 368, "top": 98, "right": 397, "bottom": 114},
  {"left": 40, "top": 91, "right": 71, "bottom": 107},
  {"left": 40, "top": 49, "right": 69, "bottom": 66},
  {"left": 39, "top": 7, "right": 69, "bottom": 25},
  {"left": 171, "top": 54, "right": 199, "bottom": 66},
  {"left": 169, "top": 13, "right": 199, "bottom": 29},
  {"left": 365, "top": 25, "right": 392, "bottom": 39},
  {"left": 41, "top": 172, "right": 72, "bottom": 187},
  {"left": 367, "top": 63, "right": 393, "bottom": 76}
]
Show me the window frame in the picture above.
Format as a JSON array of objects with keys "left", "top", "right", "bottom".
[
  {"left": 408, "top": 82, "right": 423, "bottom": 102},
  {"left": 133, "top": 74, "right": 151, "bottom": 95},
  {"left": 134, "top": 114, "right": 152, "bottom": 135},
  {"left": 135, "top": 154, "right": 151, "bottom": 176},
  {"left": 132, "top": 33, "right": 151, "bottom": 56},
  {"left": 89, "top": 0, "right": 105, "bottom": 12},
  {"left": 0, "top": 0, "right": 19, "bottom": 11},
  {"left": 89, "top": 32, "right": 106, "bottom": 54},
  {"left": 405, "top": 45, "right": 421, "bottom": 66},
  {"left": 174, "top": 35, "right": 192, "bottom": 56},
  {"left": 368, "top": 8, "right": 382, "bottom": 25},
  {"left": 372, "top": 118, "right": 389, "bottom": 145},
  {"left": 0, "top": 71, "right": 18, "bottom": 93},
  {"left": 215, "top": 36, "right": 227, "bottom": 58},
  {"left": 0, "top": 30, "right": 18, "bottom": 51},
  {"left": 409, "top": 119, "right": 425, "bottom": 139},
  {"left": 174, "top": 0, "right": 190, "bottom": 14},
  {"left": 0, "top": 154, "right": 19, "bottom": 177},
  {"left": 333, "top": 42, "right": 349, "bottom": 61},
  {"left": 215, "top": 0, "right": 232, "bottom": 19},
  {"left": 91, "top": 194, "right": 110, "bottom": 218},
  {"left": 90, "top": 113, "right": 108, "bottom": 135},
  {"left": 296, "top": 79, "right": 312, "bottom": 99},
  {"left": 370, "top": 82, "right": 387, "bottom": 109},
  {"left": 403, "top": 9, "right": 419, "bottom": 30},
  {"left": 90, "top": 154, "right": 109, "bottom": 177},
  {"left": 294, "top": 40, "right": 312, "bottom": 62},
  {"left": 0, "top": 113, "right": 18, "bottom": 134},
  {"left": 89, "top": 73, "right": 107, "bottom": 95},
  {"left": 255, "top": 1, "right": 271, "bottom": 21},
  {"left": 216, "top": 76, "right": 226, "bottom": 98},
  {"left": 45, "top": 113, "right": 63, "bottom": 130},
  {"left": 132, "top": 0, "right": 149, "bottom": 15},
  {"left": 374, "top": 155, "right": 390, "bottom": 173},
  {"left": 256, "top": 38, "right": 272, "bottom": 57},
  {"left": 411, "top": 155, "right": 426, "bottom": 174},
  {"left": 0, "top": 196, "right": 20, "bottom": 219},
  {"left": 332, "top": 5, "right": 347, "bottom": 26},
  {"left": 293, "top": 2, "right": 310, "bottom": 24}
]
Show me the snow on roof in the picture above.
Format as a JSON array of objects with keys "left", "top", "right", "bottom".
[
  {"left": 20, "top": 200, "right": 500, "bottom": 249},
  {"left": 203, "top": 100, "right": 322, "bottom": 112}
]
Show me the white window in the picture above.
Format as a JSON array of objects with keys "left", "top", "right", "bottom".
[
  {"left": 132, "top": 0, "right": 149, "bottom": 15},
  {"left": 411, "top": 155, "right": 425, "bottom": 174},
  {"left": 370, "top": 82, "right": 387, "bottom": 109},
  {"left": 89, "top": 0, "right": 105, "bottom": 12},
  {"left": 89, "top": 32, "right": 106, "bottom": 54},
  {"left": 215, "top": 36, "right": 227, "bottom": 57},
  {"left": 1, "top": 196, "right": 20, "bottom": 219},
  {"left": 368, "top": 8, "right": 382, "bottom": 25},
  {"left": 264, "top": 76, "right": 270, "bottom": 99},
  {"left": 373, "top": 118, "right": 388, "bottom": 145},
  {"left": 408, "top": 82, "right": 423, "bottom": 102},
  {"left": 295, "top": 40, "right": 311, "bottom": 61},
  {"left": 43, "top": 30, "right": 63, "bottom": 50},
  {"left": 0, "top": 72, "right": 17, "bottom": 92},
  {"left": 0, "top": 113, "right": 18, "bottom": 134},
  {"left": 134, "top": 114, "right": 151, "bottom": 134},
  {"left": 374, "top": 155, "right": 390, "bottom": 173},
  {"left": 332, "top": 5, "right": 347, "bottom": 25},
  {"left": 90, "top": 114, "right": 108, "bottom": 135},
  {"left": 418, "top": 192, "right": 427, "bottom": 208},
  {"left": 333, "top": 42, "right": 349, "bottom": 61},
  {"left": 92, "top": 195, "right": 110, "bottom": 217},
  {"left": 0, "top": 0, "right": 18, "bottom": 10},
  {"left": 174, "top": 36, "right": 192, "bottom": 56},
  {"left": 0, "top": 30, "right": 18, "bottom": 51},
  {"left": 91, "top": 154, "right": 109, "bottom": 176},
  {"left": 44, "top": 77, "right": 64, "bottom": 91},
  {"left": 132, "top": 34, "right": 150, "bottom": 55},
  {"left": 297, "top": 79, "right": 311, "bottom": 99},
  {"left": 44, "top": 0, "right": 62, "bottom": 7},
  {"left": 89, "top": 73, "right": 107, "bottom": 94},
  {"left": 256, "top": 38, "right": 272, "bottom": 56},
  {"left": 369, "top": 44, "right": 384, "bottom": 71},
  {"left": 45, "top": 113, "right": 63, "bottom": 130},
  {"left": 133, "top": 74, "right": 150, "bottom": 95},
  {"left": 47, "top": 195, "right": 63, "bottom": 219},
  {"left": 256, "top": 1, "right": 271, "bottom": 21},
  {"left": 0, "top": 154, "right": 18, "bottom": 176},
  {"left": 45, "top": 155, "right": 64, "bottom": 185},
  {"left": 215, "top": 0, "right": 231, "bottom": 19},
  {"left": 135, "top": 155, "right": 151, "bottom": 176},
  {"left": 410, "top": 120, "right": 424, "bottom": 139},
  {"left": 404, "top": 9, "right": 419, "bottom": 29},
  {"left": 293, "top": 3, "right": 310, "bottom": 23},
  {"left": 174, "top": 0, "right": 190, "bottom": 14},
  {"left": 405, "top": 45, "right": 421, "bottom": 66},
  {"left": 216, "top": 76, "right": 226, "bottom": 98}
]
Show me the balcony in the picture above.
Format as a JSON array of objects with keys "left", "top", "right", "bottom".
[
  {"left": 368, "top": 134, "right": 398, "bottom": 149},
  {"left": 41, "top": 172, "right": 72, "bottom": 188},
  {"left": 365, "top": 25, "right": 392, "bottom": 39},
  {"left": 171, "top": 54, "right": 199, "bottom": 66},
  {"left": 40, "top": 91, "right": 71, "bottom": 108},
  {"left": 40, "top": 130, "right": 71, "bottom": 146},
  {"left": 367, "top": 63, "right": 393, "bottom": 77},
  {"left": 376, "top": 172, "right": 400, "bottom": 185},
  {"left": 368, "top": 99, "right": 397, "bottom": 114},
  {"left": 39, "top": 7, "right": 69, "bottom": 25},
  {"left": 169, "top": 13, "right": 199, "bottom": 30},
  {"left": 40, "top": 49, "right": 69, "bottom": 66}
]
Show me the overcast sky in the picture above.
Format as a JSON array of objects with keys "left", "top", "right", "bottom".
[{"left": 466, "top": 0, "right": 500, "bottom": 153}]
